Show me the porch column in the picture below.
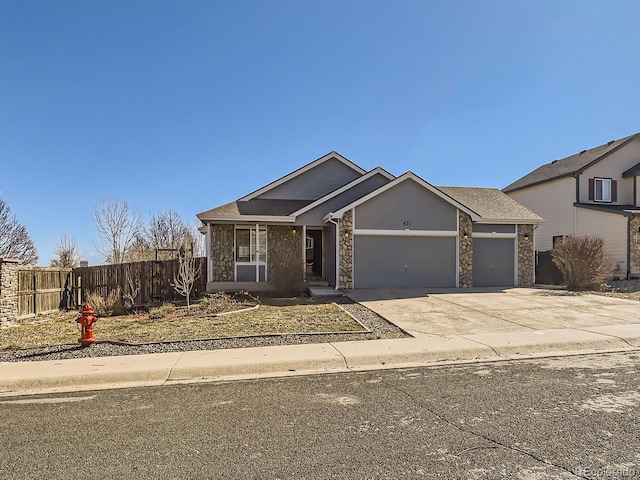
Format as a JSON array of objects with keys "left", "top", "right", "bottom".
[
  {"left": 302, "top": 225, "right": 306, "bottom": 281},
  {"left": 206, "top": 223, "right": 212, "bottom": 283}
]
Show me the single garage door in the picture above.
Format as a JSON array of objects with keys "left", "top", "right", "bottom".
[
  {"left": 473, "top": 238, "right": 515, "bottom": 287},
  {"left": 353, "top": 235, "right": 457, "bottom": 288}
]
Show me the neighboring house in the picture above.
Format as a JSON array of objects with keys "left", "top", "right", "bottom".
[
  {"left": 504, "top": 132, "right": 640, "bottom": 279},
  {"left": 197, "top": 152, "right": 542, "bottom": 291}
]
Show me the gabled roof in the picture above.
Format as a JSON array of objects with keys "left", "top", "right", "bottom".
[
  {"left": 289, "top": 167, "right": 395, "bottom": 217},
  {"left": 325, "top": 172, "right": 480, "bottom": 221},
  {"left": 503, "top": 133, "right": 639, "bottom": 193},
  {"left": 239, "top": 151, "right": 366, "bottom": 201},
  {"left": 438, "top": 186, "right": 543, "bottom": 224},
  {"left": 196, "top": 167, "right": 394, "bottom": 222}
]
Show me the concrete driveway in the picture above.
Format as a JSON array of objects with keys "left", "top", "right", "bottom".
[{"left": 346, "top": 287, "right": 640, "bottom": 337}]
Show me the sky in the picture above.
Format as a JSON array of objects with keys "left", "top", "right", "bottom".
[{"left": 2, "top": 0, "right": 640, "bottom": 266}]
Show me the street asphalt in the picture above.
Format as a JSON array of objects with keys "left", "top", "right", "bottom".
[
  {"left": 1, "top": 287, "right": 639, "bottom": 397},
  {"left": 2, "top": 351, "right": 639, "bottom": 479}
]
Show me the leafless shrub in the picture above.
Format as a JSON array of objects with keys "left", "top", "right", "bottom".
[
  {"left": 551, "top": 236, "right": 614, "bottom": 291},
  {"left": 149, "top": 303, "right": 177, "bottom": 320},
  {"left": 200, "top": 291, "right": 258, "bottom": 315},
  {"left": 122, "top": 270, "right": 141, "bottom": 310},
  {"left": 87, "top": 290, "right": 123, "bottom": 316},
  {"left": 170, "top": 254, "right": 201, "bottom": 313}
]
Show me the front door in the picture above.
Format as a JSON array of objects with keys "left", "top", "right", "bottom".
[{"left": 305, "top": 229, "right": 323, "bottom": 280}]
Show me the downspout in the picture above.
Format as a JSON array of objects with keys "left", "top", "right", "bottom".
[
  {"left": 327, "top": 215, "right": 340, "bottom": 290},
  {"left": 574, "top": 174, "right": 579, "bottom": 236},
  {"left": 533, "top": 223, "right": 539, "bottom": 284},
  {"left": 627, "top": 216, "right": 631, "bottom": 280}
]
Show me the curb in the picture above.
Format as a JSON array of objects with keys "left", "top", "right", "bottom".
[{"left": 1, "top": 325, "right": 640, "bottom": 398}]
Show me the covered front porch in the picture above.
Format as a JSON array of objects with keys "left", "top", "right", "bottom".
[{"left": 203, "top": 222, "right": 335, "bottom": 293}]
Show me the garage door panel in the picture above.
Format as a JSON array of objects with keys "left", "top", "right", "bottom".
[
  {"left": 473, "top": 238, "right": 515, "bottom": 287},
  {"left": 354, "top": 236, "right": 456, "bottom": 288}
]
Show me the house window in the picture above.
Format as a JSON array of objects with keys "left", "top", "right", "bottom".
[
  {"left": 594, "top": 178, "right": 612, "bottom": 202},
  {"left": 235, "top": 226, "right": 267, "bottom": 263}
]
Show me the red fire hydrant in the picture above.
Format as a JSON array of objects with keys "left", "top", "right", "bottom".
[{"left": 76, "top": 303, "right": 98, "bottom": 346}]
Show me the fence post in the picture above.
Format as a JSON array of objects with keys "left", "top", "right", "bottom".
[{"left": 0, "top": 258, "right": 21, "bottom": 327}]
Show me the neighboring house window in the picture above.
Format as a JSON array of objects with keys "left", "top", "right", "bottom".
[
  {"left": 235, "top": 226, "right": 267, "bottom": 263},
  {"left": 552, "top": 235, "right": 566, "bottom": 247},
  {"left": 588, "top": 178, "right": 617, "bottom": 203}
]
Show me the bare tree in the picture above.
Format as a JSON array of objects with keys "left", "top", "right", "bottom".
[
  {"left": 129, "top": 210, "right": 199, "bottom": 261},
  {"left": 170, "top": 254, "right": 201, "bottom": 313},
  {"left": 50, "top": 234, "right": 84, "bottom": 267},
  {"left": 94, "top": 201, "right": 142, "bottom": 264},
  {"left": 0, "top": 197, "right": 37, "bottom": 264}
]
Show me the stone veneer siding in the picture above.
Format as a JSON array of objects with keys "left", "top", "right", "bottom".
[
  {"left": 630, "top": 215, "right": 640, "bottom": 273},
  {"left": 210, "top": 224, "right": 234, "bottom": 281},
  {"left": 517, "top": 224, "right": 535, "bottom": 286},
  {"left": 338, "top": 210, "right": 353, "bottom": 289},
  {"left": 458, "top": 211, "right": 473, "bottom": 288},
  {"left": 0, "top": 258, "right": 20, "bottom": 327},
  {"left": 267, "top": 225, "right": 303, "bottom": 284}
]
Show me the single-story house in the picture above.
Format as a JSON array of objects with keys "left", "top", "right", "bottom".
[
  {"left": 504, "top": 132, "right": 640, "bottom": 279},
  {"left": 198, "top": 152, "right": 542, "bottom": 291}
]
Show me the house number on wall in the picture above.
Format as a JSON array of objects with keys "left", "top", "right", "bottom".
[{"left": 403, "top": 220, "right": 411, "bottom": 227}]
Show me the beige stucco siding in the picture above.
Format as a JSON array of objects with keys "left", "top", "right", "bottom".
[
  {"left": 507, "top": 177, "right": 574, "bottom": 251},
  {"left": 579, "top": 139, "right": 640, "bottom": 204},
  {"left": 576, "top": 208, "right": 627, "bottom": 273}
]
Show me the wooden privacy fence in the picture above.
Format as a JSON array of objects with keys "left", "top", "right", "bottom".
[
  {"left": 17, "top": 267, "right": 72, "bottom": 319},
  {"left": 73, "top": 257, "right": 206, "bottom": 306}
]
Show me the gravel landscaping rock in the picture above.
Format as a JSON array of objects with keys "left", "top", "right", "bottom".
[{"left": 0, "top": 297, "right": 407, "bottom": 363}]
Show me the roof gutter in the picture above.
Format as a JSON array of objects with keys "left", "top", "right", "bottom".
[
  {"left": 197, "top": 215, "right": 296, "bottom": 223},
  {"left": 475, "top": 218, "right": 544, "bottom": 225}
]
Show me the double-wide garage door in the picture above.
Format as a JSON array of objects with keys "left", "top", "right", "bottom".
[
  {"left": 352, "top": 235, "right": 516, "bottom": 288},
  {"left": 353, "top": 236, "right": 457, "bottom": 288}
]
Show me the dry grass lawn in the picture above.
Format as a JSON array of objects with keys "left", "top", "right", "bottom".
[{"left": 0, "top": 298, "right": 364, "bottom": 350}]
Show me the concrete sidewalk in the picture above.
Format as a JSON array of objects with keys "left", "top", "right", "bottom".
[{"left": 2, "top": 323, "right": 640, "bottom": 397}]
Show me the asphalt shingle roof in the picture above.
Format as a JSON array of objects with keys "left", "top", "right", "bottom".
[
  {"left": 438, "top": 186, "right": 542, "bottom": 222},
  {"left": 503, "top": 134, "right": 638, "bottom": 193},
  {"left": 197, "top": 199, "right": 312, "bottom": 219}
]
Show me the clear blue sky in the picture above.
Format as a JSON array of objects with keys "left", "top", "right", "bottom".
[{"left": 2, "top": 0, "right": 640, "bottom": 266}]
